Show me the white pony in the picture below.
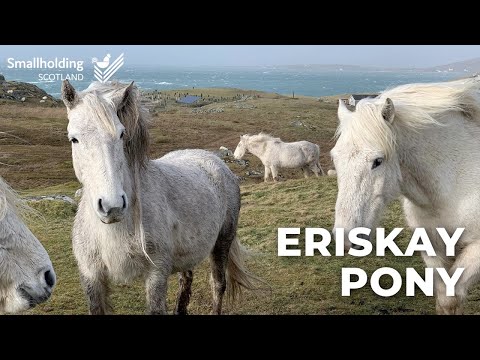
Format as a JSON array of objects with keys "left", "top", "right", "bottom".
[
  {"left": 61, "top": 80, "right": 258, "bottom": 315},
  {"left": 234, "top": 133, "right": 324, "bottom": 182},
  {"left": 0, "top": 176, "right": 55, "bottom": 313},
  {"left": 332, "top": 77, "right": 480, "bottom": 314}
]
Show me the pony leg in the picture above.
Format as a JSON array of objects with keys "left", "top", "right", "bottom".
[
  {"left": 270, "top": 166, "right": 279, "bottom": 182},
  {"left": 264, "top": 166, "right": 271, "bottom": 182},
  {"left": 318, "top": 162, "right": 325, "bottom": 176},
  {"left": 420, "top": 228, "right": 454, "bottom": 314},
  {"left": 421, "top": 252, "right": 453, "bottom": 314},
  {"left": 79, "top": 271, "right": 112, "bottom": 315},
  {"left": 146, "top": 268, "right": 170, "bottom": 315},
  {"left": 439, "top": 241, "right": 480, "bottom": 315},
  {"left": 209, "top": 237, "right": 232, "bottom": 315},
  {"left": 175, "top": 270, "right": 193, "bottom": 315},
  {"left": 302, "top": 166, "right": 310, "bottom": 178},
  {"left": 310, "top": 161, "right": 324, "bottom": 177}
]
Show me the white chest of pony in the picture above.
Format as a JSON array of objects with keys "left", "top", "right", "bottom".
[
  {"left": 332, "top": 77, "right": 480, "bottom": 314},
  {"left": 62, "top": 80, "right": 257, "bottom": 314}
]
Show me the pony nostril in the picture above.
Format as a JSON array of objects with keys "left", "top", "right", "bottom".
[
  {"left": 122, "top": 194, "right": 127, "bottom": 209},
  {"left": 98, "top": 198, "right": 105, "bottom": 213},
  {"left": 44, "top": 270, "right": 55, "bottom": 287}
]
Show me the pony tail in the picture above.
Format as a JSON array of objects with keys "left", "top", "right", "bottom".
[{"left": 226, "top": 236, "right": 267, "bottom": 305}]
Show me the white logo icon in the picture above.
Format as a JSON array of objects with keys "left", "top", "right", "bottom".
[{"left": 92, "top": 53, "right": 124, "bottom": 83}]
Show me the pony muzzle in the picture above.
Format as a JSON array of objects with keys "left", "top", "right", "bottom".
[
  {"left": 96, "top": 193, "right": 128, "bottom": 224},
  {"left": 18, "top": 265, "right": 56, "bottom": 309},
  {"left": 332, "top": 227, "right": 370, "bottom": 251}
]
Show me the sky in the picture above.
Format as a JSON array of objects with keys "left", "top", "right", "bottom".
[{"left": 1, "top": 45, "right": 480, "bottom": 68}]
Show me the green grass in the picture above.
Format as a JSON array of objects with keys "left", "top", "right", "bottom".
[
  {"left": 22, "top": 178, "right": 480, "bottom": 315},
  {"left": 4, "top": 88, "right": 480, "bottom": 314}
]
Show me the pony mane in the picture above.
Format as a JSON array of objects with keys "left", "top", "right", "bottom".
[
  {"left": 337, "top": 77, "right": 480, "bottom": 159},
  {"left": 250, "top": 132, "right": 282, "bottom": 143},
  {"left": 80, "top": 81, "right": 151, "bottom": 168},
  {"left": 0, "top": 176, "right": 22, "bottom": 221}
]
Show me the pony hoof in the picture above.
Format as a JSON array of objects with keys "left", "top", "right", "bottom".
[{"left": 436, "top": 297, "right": 463, "bottom": 315}]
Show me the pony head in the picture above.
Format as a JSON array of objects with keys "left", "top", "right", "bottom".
[
  {"left": 331, "top": 98, "right": 402, "bottom": 249},
  {"left": 62, "top": 80, "right": 149, "bottom": 224},
  {"left": 332, "top": 79, "right": 480, "bottom": 250},
  {"left": 0, "top": 180, "right": 55, "bottom": 313},
  {"left": 234, "top": 134, "right": 249, "bottom": 160}
]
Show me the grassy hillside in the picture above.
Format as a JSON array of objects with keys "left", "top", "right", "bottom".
[
  {"left": 2, "top": 88, "right": 480, "bottom": 314},
  {"left": 0, "top": 89, "right": 338, "bottom": 189}
]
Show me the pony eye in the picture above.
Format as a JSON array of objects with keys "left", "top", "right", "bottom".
[
  {"left": 372, "top": 158, "right": 383, "bottom": 169},
  {"left": 120, "top": 131, "right": 125, "bottom": 139},
  {"left": 70, "top": 137, "right": 79, "bottom": 144}
]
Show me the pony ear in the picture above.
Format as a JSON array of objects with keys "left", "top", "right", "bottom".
[
  {"left": 337, "top": 99, "right": 353, "bottom": 124},
  {"left": 61, "top": 80, "right": 78, "bottom": 110},
  {"left": 118, "top": 82, "right": 135, "bottom": 111},
  {"left": 381, "top": 98, "right": 395, "bottom": 123}
]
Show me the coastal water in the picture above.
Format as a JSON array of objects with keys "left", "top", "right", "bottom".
[{"left": 0, "top": 65, "right": 464, "bottom": 98}]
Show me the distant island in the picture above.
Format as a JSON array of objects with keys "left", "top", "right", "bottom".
[{"left": 271, "top": 57, "right": 480, "bottom": 74}]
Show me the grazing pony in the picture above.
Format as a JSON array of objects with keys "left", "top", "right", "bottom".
[
  {"left": 0, "top": 176, "right": 55, "bottom": 313},
  {"left": 332, "top": 77, "right": 480, "bottom": 314},
  {"left": 62, "top": 80, "right": 257, "bottom": 314},
  {"left": 234, "top": 133, "right": 324, "bottom": 182}
]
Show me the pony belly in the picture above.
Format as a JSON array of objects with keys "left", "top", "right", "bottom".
[{"left": 171, "top": 243, "right": 214, "bottom": 273}]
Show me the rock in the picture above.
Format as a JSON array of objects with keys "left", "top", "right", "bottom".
[
  {"left": 26, "top": 194, "right": 76, "bottom": 204},
  {"left": 0, "top": 80, "right": 60, "bottom": 105},
  {"left": 290, "top": 120, "right": 317, "bottom": 131},
  {"left": 57, "top": 195, "right": 76, "bottom": 204},
  {"left": 40, "top": 100, "right": 45, "bottom": 103},
  {"left": 234, "top": 103, "right": 256, "bottom": 109},
  {"left": 218, "top": 146, "right": 233, "bottom": 158},
  {"left": 235, "top": 159, "right": 248, "bottom": 166},
  {"left": 191, "top": 107, "right": 224, "bottom": 114},
  {"left": 290, "top": 120, "right": 304, "bottom": 127},
  {"left": 75, "top": 188, "right": 83, "bottom": 199},
  {"left": 246, "top": 170, "right": 262, "bottom": 177},
  {"left": 327, "top": 169, "right": 337, "bottom": 176},
  {"left": 234, "top": 95, "right": 253, "bottom": 102},
  {"left": 21, "top": 97, "right": 26, "bottom": 102}
]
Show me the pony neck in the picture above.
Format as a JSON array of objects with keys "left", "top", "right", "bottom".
[{"left": 246, "top": 138, "right": 265, "bottom": 159}]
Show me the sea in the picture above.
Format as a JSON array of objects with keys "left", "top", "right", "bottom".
[{"left": 0, "top": 64, "right": 466, "bottom": 98}]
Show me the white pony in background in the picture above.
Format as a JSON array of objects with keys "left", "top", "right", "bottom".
[
  {"left": 234, "top": 133, "right": 324, "bottom": 182},
  {"left": 0, "top": 176, "right": 55, "bottom": 313},
  {"left": 332, "top": 77, "right": 480, "bottom": 314}
]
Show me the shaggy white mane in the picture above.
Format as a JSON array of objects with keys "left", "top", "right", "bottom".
[
  {"left": 336, "top": 77, "right": 480, "bottom": 159},
  {"left": 248, "top": 132, "right": 282, "bottom": 143}
]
